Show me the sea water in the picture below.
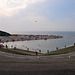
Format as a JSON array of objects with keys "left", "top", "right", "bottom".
[{"left": 4, "top": 31, "right": 75, "bottom": 53}]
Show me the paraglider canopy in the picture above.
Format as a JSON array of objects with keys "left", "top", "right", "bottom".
[{"left": 35, "top": 21, "right": 37, "bottom": 22}]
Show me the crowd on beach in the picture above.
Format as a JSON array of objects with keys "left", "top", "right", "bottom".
[{"left": 0, "top": 34, "right": 63, "bottom": 43}]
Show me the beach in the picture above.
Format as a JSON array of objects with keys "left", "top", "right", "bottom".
[
  {"left": 0, "top": 34, "right": 63, "bottom": 42},
  {"left": 0, "top": 34, "right": 63, "bottom": 53},
  {"left": 0, "top": 32, "right": 75, "bottom": 75},
  {"left": 0, "top": 0, "right": 75, "bottom": 74},
  {"left": 1, "top": 31, "right": 75, "bottom": 53}
]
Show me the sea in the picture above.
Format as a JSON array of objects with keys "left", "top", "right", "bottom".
[{"left": 4, "top": 31, "right": 75, "bottom": 53}]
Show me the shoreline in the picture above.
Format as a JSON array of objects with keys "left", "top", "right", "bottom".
[
  {"left": 0, "top": 34, "right": 63, "bottom": 54},
  {"left": 0, "top": 35, "right": 75, "bottom": 56},
  {"left": 0, "top": 45, "right": 75, "bottom": 56}
]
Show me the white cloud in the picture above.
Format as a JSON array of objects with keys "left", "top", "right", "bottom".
[{"left": 0, "top": 0, "right": 45, "bottom": 16}]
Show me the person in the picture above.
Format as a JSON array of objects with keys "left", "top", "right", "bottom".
[
  {"left": 56, "top": 47, "right": 58, "bottom": 50},
  {"left": 11, "top": 45, "right": 13, "bottom": 48},
  {"left": 39, "top": 50, "right": 41, "bottom": 53},
  {"left": 38, "top": 57, "right": 40, "bottom": 60},
  {"left": 14, "top": 47, "right": 16, "bottom": 50},
  {"left": 65, "top": 45, "right": 66, "bottom": 48},
  {"left": 36, "top": 51, "right": 38, "bottom": 55},
  {"left": 69, "top": 56, "right": 71, "bottom": 59},
  {"left": 6, "top": 45, "right": 8, "bottom": 49},
  {"left": 47, "top": 50, "right": 49, "bottom": 53}
]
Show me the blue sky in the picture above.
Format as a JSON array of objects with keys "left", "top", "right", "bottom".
[{"left": 0, "top": 0, "right": 75, "bottom": 33}]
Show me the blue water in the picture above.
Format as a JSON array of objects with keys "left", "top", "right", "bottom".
[{"left": 4, "top": 31, "right": 75, "bottom": 53}]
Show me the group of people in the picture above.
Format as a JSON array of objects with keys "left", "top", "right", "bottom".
[{"left": 5, "top": 44, "right": 16, "bottom": 50}]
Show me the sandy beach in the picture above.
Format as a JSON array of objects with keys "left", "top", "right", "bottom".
[{"left": 0, "top": 35, "right": 63, "bottom": 54}]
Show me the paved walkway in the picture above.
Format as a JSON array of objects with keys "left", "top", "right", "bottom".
[
  {"left": 0, "top": 51, "right": 75, "bottom": 75},
  {"left": 0, "top": 51, "right": 75, "bottom": 60}
]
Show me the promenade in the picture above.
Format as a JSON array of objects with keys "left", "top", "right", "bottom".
[{"left": 0, "top": 51, "right": 75, "bottom": 75}]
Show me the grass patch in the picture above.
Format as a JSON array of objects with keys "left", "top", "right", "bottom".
[
  {"left": 1, "top": 46, "right": 75, "bottom": 56},
  {"left": 0, "top": 48, "right": 31, "bottom": 55},
  {"left": 45, "top": 46, "right": 75, "bottom": 55}
]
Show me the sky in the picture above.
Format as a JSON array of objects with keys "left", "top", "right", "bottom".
[{"left": 0, "top": 0, "right": 75, "bottom": 33}]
